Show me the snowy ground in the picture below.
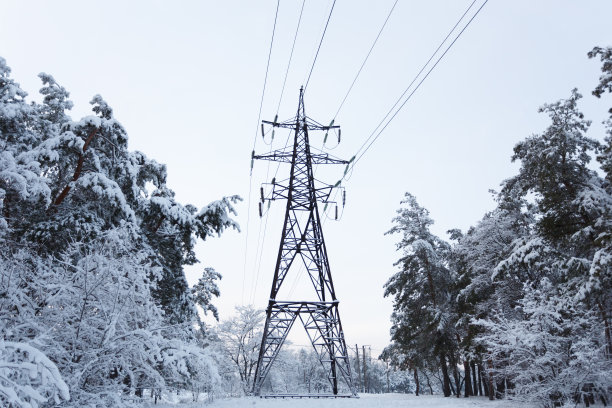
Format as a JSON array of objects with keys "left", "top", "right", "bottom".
[{"left": 147, "top": 393, "right": 537, "bottom": 408}]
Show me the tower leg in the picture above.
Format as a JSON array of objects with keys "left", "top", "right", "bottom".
[{"left": 252, "top": 304, "right": 297, "bottom": 396}]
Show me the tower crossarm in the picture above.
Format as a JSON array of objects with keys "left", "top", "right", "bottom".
[
  {"left": 262, "top": 118, "right": 339, "bottom": 132},
  {"left": 262, "top": 183, "right": 340, "bottom": 204},
  {"left": 254, "top": 151, "right": 348, "bottom": 165}
]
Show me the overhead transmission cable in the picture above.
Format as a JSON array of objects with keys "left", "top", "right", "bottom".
[
  {"left": 249, "top": 1, "right": 309, "bottom": 305},
  {"left": 249, "top": 128, "right": 294, "bottom": 305},
  {"left": 317, "top": 0, "right": 398, "bottom": 155},
  {"left": 350, "top": 0, "right": 487, "bottom": 170},
  {"left": 253, "top": 0, "right": 337, "bottom": 302},
  {"left": 276, "top": 0, "right": 306, "bottom": 115},
  {"left": 291, "top": 2, "right": 486, "bottom": 295},
  {"left": 333, "top": 0, "right": 399, "bottom": 120},
  {"left": 318, "top": 0, "right": 398, "bottom": 154},
  {"left": 304, "top": 0, "right": 337, "bottom": 91},
  {"left": 291, "top": 0, "right": 406, "bottom": 296},
  {"left": 292, "top": 0, "right": 480, "bottom": 297},
  {"left": 242, "top": 0, "right": 281, "bottom": 305},
  {"left": 295, "top": 2, "right": 399, "bottom": 295}
]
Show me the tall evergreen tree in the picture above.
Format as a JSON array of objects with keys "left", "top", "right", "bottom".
[{"left": 383, "top": 193, "right": 456, "bottom": 397}]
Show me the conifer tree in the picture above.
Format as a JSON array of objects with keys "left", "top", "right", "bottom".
[{"left": 384, "top": 193, "right": 455, "bottom": 397}]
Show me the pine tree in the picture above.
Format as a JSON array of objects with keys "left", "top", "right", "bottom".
[
  {"left": 384, "top": 193, "right": 456, "bottom": 397},
  {"left": 502, "top": 89, "right": 598, "bottom": 242},
  {"left": 475, "top": 86, "right": 612, "bottom": 405}
]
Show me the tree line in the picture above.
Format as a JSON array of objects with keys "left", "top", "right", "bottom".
[
  {"left": 382, "top": 47, "right": 612, "bottom": 407},
  {"left": 0, "top": 57, "right": 239, "bottom": 407}
]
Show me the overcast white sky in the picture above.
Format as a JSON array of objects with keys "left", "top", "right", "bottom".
[{"left": 2, "top": 0, "right": 612, "bottom": 355}]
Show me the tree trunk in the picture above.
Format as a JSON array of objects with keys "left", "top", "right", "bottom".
[
  {"left": 496, "top": 377, "right": 505, "bottom": 399},
  {"left": 471, "top": 361, "right": 478, "bottom": 396},
  {"left": 486, "top": 359, "right": 495, "bottom": 400},
  {"left": 597, "top": 300, "right": 611, "bottom": 360},
  {"left": 440, "top": 353, "right": 451, "bottom": 397},
  {"left": 423, "top": 370, "right": 433, "bottom": 395},
  {"left": 53, "top": 127, "right": 99, "bottom": 206},
  {"left": 478, "top": 363, "right": 485, "bottom": 396},
  {"left": 413, "top": 367, "right": 420, "bottom": 396},
  {"left": 451, "top": 357, "right": 461, "bottom": 397},
  {"left": 464, "top": 360, "right": 472, "bottom": 397},
  {"left": 448, "top": 375, "right": 456, "bottom": 396}
]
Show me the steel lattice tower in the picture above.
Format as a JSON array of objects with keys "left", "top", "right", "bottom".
[{"left": 251, "top": 88, "right": 355, "bottom": 397}]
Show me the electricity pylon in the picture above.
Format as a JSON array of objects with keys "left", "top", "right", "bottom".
[{"left": 251, "top": 88, "right": 355, "bottom": 397}]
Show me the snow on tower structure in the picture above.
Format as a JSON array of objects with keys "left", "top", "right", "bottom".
[{"left": 251, "top": 88, "right": 355, "bottom": 397}]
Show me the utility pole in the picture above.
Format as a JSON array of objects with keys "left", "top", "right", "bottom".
[
  {"left": 386, "top": 360, "right": 390, "bottom": 393},
  {"left": 362, "top": 345, "right": 367, "bottom": 393},
  {"left": 251, "top": 88, "right": 355, "bottom": 397},
  {"left": 355, "top": 345, "right": 362, "bottom": 393}
]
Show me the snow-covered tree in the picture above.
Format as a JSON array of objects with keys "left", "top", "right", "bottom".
[
  {"left": 475, "top": 278, "right": 610, "bottom": 407},
  {"left": 384, "top": 193, "right": 456, "bottom": 397},
  {"left": 502, "top": 89, "right": 598, "bottom": 242},
  {"left": 0, "top": 57, "right": 238, "bottom": 406},
  {"left": 217, "top": 305, "right": 264, "bottom": 394},
  {"left": 470, "top": 86, "right": 612, "bottom": 405},
  {"left": 378, "top": 46, "right": 612, "bottom": 405}
]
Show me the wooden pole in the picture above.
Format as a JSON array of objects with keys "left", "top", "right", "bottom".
[
  {"left": 362, "top": 345, "right": 367, "bottom": 393},
  {"left": 355, "top": 345, "right": 362, "bottom": 393}
]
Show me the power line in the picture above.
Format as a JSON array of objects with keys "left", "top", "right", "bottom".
[
  {"left": 242, "top": 0, "right": 281, "bottom": 305},
  {"left": 251, "top": 0, "right": 281, "bottom": 154},
  {"left": 250, "top": 129, "right": 294, "bottom": 305},
  {"left": 351, "top": 0, "right": 485, "bottom": 169},
  {"left": 304, "top": 0, "right": 337, "bottom": 91},
  {"left": 288, "top": 0, "right": 484, "bottom": 301},
  {"left": 253, "top": 1, "right": 337, "bottom": 302},
  {"left": 250, "top": 1, "right": 309, "bottom": 304},
  {"left": 333, "top": 0, "right": 399, "bottom": 120},
  {"left": 276, "top": 0, "right": 306, "bottom": 115}
]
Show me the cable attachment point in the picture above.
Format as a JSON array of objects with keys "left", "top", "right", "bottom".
[
  {"left": 323, "top": 119, "right": 335, "bottom": 145},
  {"left": 343, "top": 156, "right": 355, "bottom": 177}
]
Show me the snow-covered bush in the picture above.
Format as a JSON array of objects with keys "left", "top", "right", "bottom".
[
  {"left": 0, "top": 341, "right": 69, "bottom": 408},
  {"left": 475, "top": 279, "right": 610, "bottom": 407}
]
